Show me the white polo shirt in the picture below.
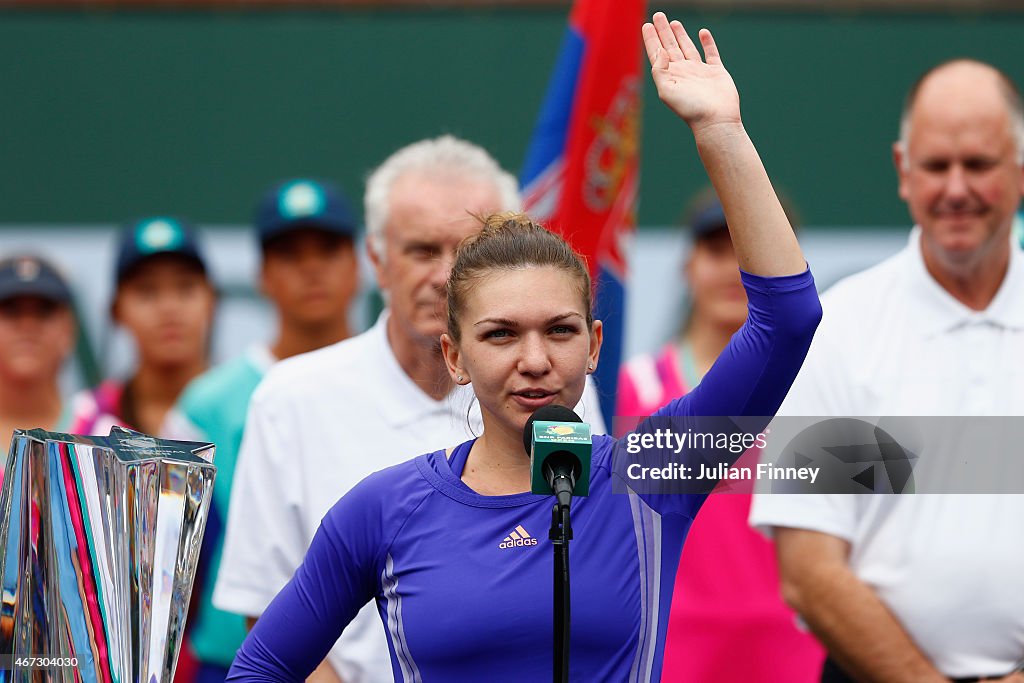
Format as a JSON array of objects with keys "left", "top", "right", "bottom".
[
  {"left": 750, "top": 229, "right": 1024, "bottom": 677},
  {"left": 213, "top": 310, "right": 606, "bottom": 682}
]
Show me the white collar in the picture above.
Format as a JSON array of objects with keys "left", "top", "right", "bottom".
[
  {"left": 245, "top": 344, "right": 278, "bottom": 373},
  {"left": 904, "top": 227, "right": 1024, "bottom": 336},
  {"left": 369, "top": 309, "right": 466, "bottom": 428}
]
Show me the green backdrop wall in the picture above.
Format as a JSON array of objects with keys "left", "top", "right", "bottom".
[{"left": 2, "top": 7, "right": 1023, "bottom": 229}]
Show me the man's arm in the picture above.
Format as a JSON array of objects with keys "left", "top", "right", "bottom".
[
  {"left": 774, "top": 527, "right": 948, "bottom": 683},
  {"left": 304, "top": 664, "right": 343, "bottom": 683}
]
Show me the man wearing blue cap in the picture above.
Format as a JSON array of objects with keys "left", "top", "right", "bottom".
[
  {"left": 164, "top": 178, "right": 359, "bottom": 683},
  {"left": 0, "top": 255, "right": 77, "bottom": 481}
]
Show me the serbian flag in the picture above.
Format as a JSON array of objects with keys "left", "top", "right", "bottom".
[{"left": 520, "top": 0, "right": 645, "bottom": 427}]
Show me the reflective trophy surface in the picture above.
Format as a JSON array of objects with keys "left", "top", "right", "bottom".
[{"left": 0, "top": 426, "right": 215, "bottom": 682}]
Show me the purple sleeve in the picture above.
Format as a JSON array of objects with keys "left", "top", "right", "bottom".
[
  {"left": 657, "top": 268, "right": 821, "bottom": 419},
  {"left": 225, "top": 474, "right": 387, "bottom": 682}
]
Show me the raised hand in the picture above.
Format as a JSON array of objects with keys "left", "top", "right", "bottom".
[
  {"left": 640, "top": 13, "right": 805, "bottom": 277},
  {"left": 642, "top": 13, "right": 740, "bottom": 133}
]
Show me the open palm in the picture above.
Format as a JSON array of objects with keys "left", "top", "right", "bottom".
[{"left": 642, "top": 13, "right": 741, "bottom": 131}]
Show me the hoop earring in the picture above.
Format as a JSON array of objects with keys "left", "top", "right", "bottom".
[{"left": 464, "top": 395, "right": 480, "bottom": 438}]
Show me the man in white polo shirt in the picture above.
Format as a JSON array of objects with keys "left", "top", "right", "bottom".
[
  {"left": 751, "top": 61, "right": 1024, "bottom": 683},
  {"left": 213, "top": 135, "right": 606, "bottom": 683}
]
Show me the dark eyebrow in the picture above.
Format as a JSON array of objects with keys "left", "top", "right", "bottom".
[
  {"left": 545, "top": 312, "right": 585, "bottom": 325},
  {"left": 474, "top": 317, "right": 517, "bottom": 328},
  {"left": 474, "top": 312, "right": 584, "bottom": 327},
  {"left": 403, "top": 240, "right": 439, "bottom": 250}
]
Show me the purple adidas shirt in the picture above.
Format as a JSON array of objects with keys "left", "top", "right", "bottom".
[{"left": 227, "top": 268, "right": 820, "bottom": 683}]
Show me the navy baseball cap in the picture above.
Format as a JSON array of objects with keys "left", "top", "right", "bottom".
[
  {"left": 0, "top": 255, "right": 73, "bottom": 305},
  {"left": 689, "top": 198, "right": 729, "bottom": 240},
  {"left": 255, "top": 179, "right": 357, "bottom": 245},
  {"left": 115, "top": 217, "right": 208, "bottom": 284}
]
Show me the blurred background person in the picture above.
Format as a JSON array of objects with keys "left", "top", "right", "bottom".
[
  {"left": 752, "top": 59, "right": 1024, "bottom": 682},
  {"left": 163, "top": 178, "right": 360, "bottom": 683},
  {"left": 69, "top": 216, "right": 217, "bottom": 436},
  {"left": 618, "top": 191, "right": 748, "bottom": 414},
  {"left": 0, "top": 255, "right": 77, "bottom": 481},
  {"left": 617, "top": 191, "right": 825, "bottom": 682}
]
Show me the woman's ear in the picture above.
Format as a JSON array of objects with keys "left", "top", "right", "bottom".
[
  {"left": 587, "top": 319, "right": 603, "bottom": 374},
  {"left": 440, "top": 333, "right": 467, "bottom": 384}
]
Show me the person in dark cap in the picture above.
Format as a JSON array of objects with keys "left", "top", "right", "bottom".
[
  {"left": 618, "top": 190, "right": 749, "bottom": 418},
  {"left": 616, "top": 188, "right": 823, "bottom": 683},
  {"left": 0, "top": 255, "right": 77, "bottom": 480},
  {"left": 68, "top": 216, "right": 217, "bottom": 439},
  {"left": 161, "top": 178, "right": 359, "bottom": 683},
  {"left": 250, "top": 178, "right": 360, "bottom": 358}
]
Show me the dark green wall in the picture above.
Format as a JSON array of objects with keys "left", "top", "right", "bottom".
[{"left": 2, "top": 7, "right": 1023, "bottom": 228}]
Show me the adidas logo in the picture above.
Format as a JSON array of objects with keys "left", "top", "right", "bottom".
[{"left": 499, "top": 524, "right": 539, "bottom": 549}]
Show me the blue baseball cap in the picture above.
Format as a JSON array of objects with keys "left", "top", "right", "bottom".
[
  {"left": 0, "top": 255, "right": 73, "bottom": 305},
  {"left": 689, "top": 198, "right": 729, "bottom": 240},
  {"left": 115, "top": 216, "right": 208, "bottom": 284},
  {"left": 255, "top": 179, "right": 357, "bottom": 246}
]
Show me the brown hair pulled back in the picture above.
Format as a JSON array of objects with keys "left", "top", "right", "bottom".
[{"left": 446, "top": 213, "right": 592, "bottom": 343}]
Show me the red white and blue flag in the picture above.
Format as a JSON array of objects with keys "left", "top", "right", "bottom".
[{"left": 521, "top": 0, "right": 645, "bottom": 427}]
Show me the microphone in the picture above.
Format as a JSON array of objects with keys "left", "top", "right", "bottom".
[{"left": 523, "top": 405, "right": 592, "bottom": 509}]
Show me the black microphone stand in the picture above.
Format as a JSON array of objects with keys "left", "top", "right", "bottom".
[
  {"left": 525, "top": 406, "right": 586, "bottom": 683},
  {"left": 549, "top": 500, "right": 572, "bottom": 683}
]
